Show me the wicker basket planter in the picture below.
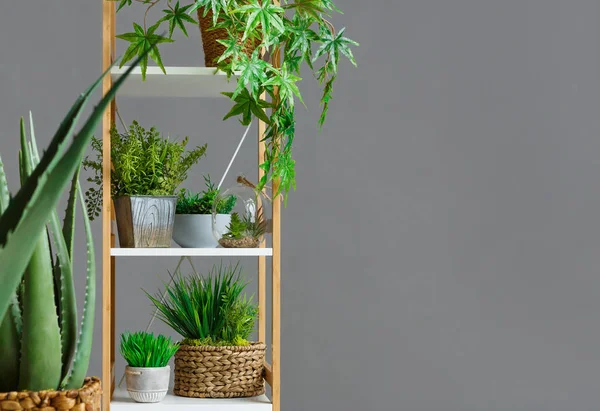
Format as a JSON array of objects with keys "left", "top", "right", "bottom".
[
  {"left": 197, "top": 8, "right": 260, "bottom": 67},
  {"left": 0, "top": 377, "right": 101, "bottom": 411},
  {"left": 174, "top": 343, "right": 266, "bottom": 398}
]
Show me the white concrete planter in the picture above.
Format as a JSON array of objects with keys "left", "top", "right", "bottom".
[
  {"left": 173, "top": 214, "right": 230, "bottom": 248},
  {"left": 125, "top": 365, "right": 170, "bottom": 403}
]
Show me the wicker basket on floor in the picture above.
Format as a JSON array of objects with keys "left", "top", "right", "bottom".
[
  {"left": 197, "top": 8, "right": 260, "bottom": 67},
  {"left": 174, "top": 343, "right": 266, "bottom": 398},
  {"left": 0, "top": 377, "right": 101, "bottom": 411}
]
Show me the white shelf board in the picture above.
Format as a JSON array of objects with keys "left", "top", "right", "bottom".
[
  {"left": 111, "top": 388, "right": 271, "bottom": 411},
  {"left": 111, "top": 66, "right": 236, "bottom": 98},
  {"left": 111, "top": 248, "right": 273, "bottom": 257}
]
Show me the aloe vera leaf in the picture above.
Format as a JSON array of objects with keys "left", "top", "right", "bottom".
[
  {"left": 17, "top": 131, "right": 62, "bottom": 391},
  {"left": 61, "top": 179, "right": 95, "bottom": 389},
  {"left": 0, "top": 52, "right": 147, "bottom": 323},
  {"left": 0, "top": 307, "right": 20, "bottom": 391},
  {"left": 27, "top": 118, "right": 79, "bottom": 378}
]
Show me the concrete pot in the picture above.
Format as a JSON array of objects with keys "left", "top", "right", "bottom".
[
  {"left": 114, "top": 196, "right": 177, "bottom": 248},
  {"left": 173, "top": 214, "right": 230, "bottom": 248},
  {"left": 125, "top": 366, "right": 170, "bottom": 403}
]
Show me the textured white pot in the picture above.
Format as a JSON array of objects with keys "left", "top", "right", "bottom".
[
  {"left": 173, "top": 214, "right": 230, "bottom": 248},
  {"left": 125, "top": 365, "right": 170, "bottom": 403}
]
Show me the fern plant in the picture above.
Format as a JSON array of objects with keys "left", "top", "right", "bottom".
[
  {"left": 146, "top": 262, "right": 258, "bottom": 346},
  {"left": 176, "top": 175, "right": 236, "bottom": 214},
  {"left": 120, "top": 332, "right": 179, "bottom": 368},
  {"left": 112, "top": 0, "right": 358, "bottom": 202},
  {"left": 83, "top": 121, "right": 207, "bottom": 219}
]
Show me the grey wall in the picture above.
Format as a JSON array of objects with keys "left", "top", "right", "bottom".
[{"left": 2, "top": 1, "right": 600, "bottom": 410}]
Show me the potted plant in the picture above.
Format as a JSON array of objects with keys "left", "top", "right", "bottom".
[
  {"left": 0, "top": 55, "right": 142, "bottom": 410},
  {"left": 218, "top": 207, "right": 266, "bottom": 248},
  {"left": 120, "top": 331, "right": 179, "bottom": 403},
  {"left": 173, "top": 175, "right": 236, "bottom": 248},
  {"left": 83, "top": 121, "right": 207, "bottom": 248},
  {"left": 146, "top": 263, "right": 265, "bottom": 398},
  {"left": 113, "top": 0, "right": 358, "bottom": 203}
]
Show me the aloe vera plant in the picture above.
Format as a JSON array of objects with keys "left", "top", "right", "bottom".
[{"left": 0, "top": 50, "right": 151, "bottom": 392}]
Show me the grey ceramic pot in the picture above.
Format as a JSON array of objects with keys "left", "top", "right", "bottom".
[
  {"left": 172, "top": 214, "right": 231, "bottom": 248},
  {"left": 114, "top": 196, "right": 177, "bottom": 248},
  {"left": 125, "top": 365, "right": 170, "bottom": 403}
]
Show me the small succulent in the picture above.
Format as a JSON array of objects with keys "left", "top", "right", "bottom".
[{"left": 222, "top": 207, "right": 266, "bottom": 240}]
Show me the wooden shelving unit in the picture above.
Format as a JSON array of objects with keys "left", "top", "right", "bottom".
[{"left": 101, "top": 2, "right": 281, "bottom": 411}]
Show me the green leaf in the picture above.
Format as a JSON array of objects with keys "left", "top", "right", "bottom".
[
  {"left": 61, "top": 179, "right": 96, "bottom": 389},
  {"left": 235, "top": 0, "right": 285, "bottom": 45},
  {"left": 284, "top": 0, "right": 323, "bottom": 20},
  {"left": 233, "top": 51, "right": 269, "bottom": 99},
  {"left": 17, "top": 123, "right": 62, "bottom": 391},
  {"left": 262, "top": 66, "right": 303, "bottom": 107},
  {"left": 161, "top": 1, "right": 197, "bottom": 38},
  {"left": 320, "top": 0, "right": 343, "bottom": 14},
  {"left": 314, "top": 26, "right": 359, "bottom": 73},
  {"left": 223, "top": 88, "right": 273, "bottom": 125},
  {"left": 116, "top": 23, "right": 174, "bottom": 80},
  {"left": 115, "top": 0, "right": 133, "bottom": 12},
  {"left": 189, "top": 0, "right": 231, "bottom": 25}
]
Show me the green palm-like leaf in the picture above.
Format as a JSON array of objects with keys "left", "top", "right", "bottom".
[
  {"left": 161, "top": 1, "right": 197, "bottom": 38},
  {"left": 223, "top": 88, "right": 273, "bottom": 125},
  {"left": 233, "top": 51, "right": 270, "bottom": 99},
  {"left": 284, "top": 0, "right": 323, "bottom": 19},
  {"left": 112, "top": 0, "right": 133, "bottom": 12},
  {"left": 235, "top": 0, "right": 285, "bottom": 45},
  {"left": 314, "top": 26, "right": 358, "bottom": 73},
  {"left": 189, "top": 0, "right": 231, "bottom": 25},
  {"left": 117, "top": 23, "right": 174, "bottom": 80},
  {"left": 262, "top": 66, "right": 303, "bottom": 107}
]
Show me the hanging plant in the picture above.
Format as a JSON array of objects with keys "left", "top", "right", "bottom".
[{"left": 113, "top": 0, "right": 358, "bottom": 202}]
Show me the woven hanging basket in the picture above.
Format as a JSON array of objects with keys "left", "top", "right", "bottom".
[
  {"left": 174, "top": 343, "right": 266, "bottom": 398},
  {"left": 197, "top": 8, "right": 260, "bottom": 67},
  {"left": 0, "top": 377, "right": 101, "bottom": 411}
]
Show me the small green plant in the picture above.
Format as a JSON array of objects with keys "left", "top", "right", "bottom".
[
  {"left": 176, "top": 175, "right": 236, "bottom": 214},
  {"left": 83, "top": 121, "right": 207, "bottom": 219},
  {"left": 120, "top": 331, "right": 179, "bottom": 368},
  {"left": 219, "top": 207, "right": 266, "bottom": 248},
  {"left": 146, "top": 262, "right": 258, "bottom": 346}
]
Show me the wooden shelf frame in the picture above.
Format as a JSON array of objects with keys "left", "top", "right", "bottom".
[{"left": 101, "top": 2, "right": 281, "bottom": 410}]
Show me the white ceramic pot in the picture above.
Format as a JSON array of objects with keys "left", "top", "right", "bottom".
[
  {"left": 172, "top": 214, "right": 230, "bottom": 248},
  {"left": 125, "top": 365, "right": 170, "bottom": 403}
]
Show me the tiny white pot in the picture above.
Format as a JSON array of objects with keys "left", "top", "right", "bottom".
[
  {"left": 173, "top": 214, "right": 230, "bottom": 248},
  {"left": 125, "top": 365, "right": 170, "bottom": 403}
]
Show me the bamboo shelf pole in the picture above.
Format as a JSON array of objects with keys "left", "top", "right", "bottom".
[
  {"left": 270, "top": 1, "right": 282, "bottom": 405},
  {"left": 258, "top": 101, "right": 267, "bottom": 346},
  {"left": 102, "top": 1, "right": 115, "bottom": 410}
]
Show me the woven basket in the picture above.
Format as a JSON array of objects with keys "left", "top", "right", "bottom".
[
  {"left": 197, "top": 8, "right": 260, "bottom": 67},
  {"left": 0, "top": 377, "right": 101, "bottom": 411},
  {"left": 174, "top": 343, "right": 266, "bottom": 398}
]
